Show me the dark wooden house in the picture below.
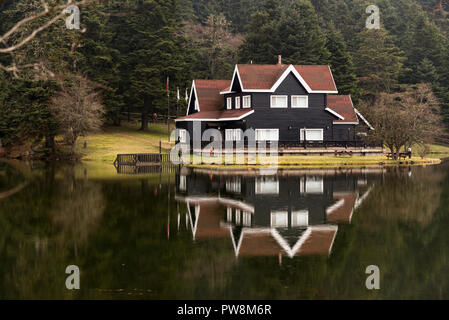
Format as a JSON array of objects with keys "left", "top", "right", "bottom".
[{"left": 175, "top": 59, "right": 373, "bottom": 148}]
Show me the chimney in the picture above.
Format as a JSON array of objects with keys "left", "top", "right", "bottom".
[{"left": 278, "top": 55, "right": 282, "bottom": 65}]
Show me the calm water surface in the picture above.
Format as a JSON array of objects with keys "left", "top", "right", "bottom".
[{"left": 0, "top": 160, "right": 448, "bottom": 299}]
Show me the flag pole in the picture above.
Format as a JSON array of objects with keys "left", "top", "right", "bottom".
[{"left": 167, "top": 77, "right": 170, "bottom": 143}]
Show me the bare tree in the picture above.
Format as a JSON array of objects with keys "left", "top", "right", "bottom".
[
  {"left": 50, "top": 74, "right": 105, "bottom": 156},
  {"left": 361, "top": 83, "right": 443, "bottom": 159}
]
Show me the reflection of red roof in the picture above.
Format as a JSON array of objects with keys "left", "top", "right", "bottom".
[
  {"left": 236, "top": 64, "right": 337, "bottom": 92},
  {"left": 236, "top": 226, "right": 338, "bottom": 258},
  {"left": 299, "top": 228, "right": 338, "bottom": 255},
  {"left": 327, "top": 95, "right": 358, "bottom": 123},
  {"left": 175, "top": 109, "right": 254, "bottom": 122},
  {"left": 327, "top": 192, "right": 357, "bottom": 223},
  {"left": 195, "top": 80, "right": 230, "bottom": 112},
  {"left": 195, "top": 202, "right": 229, "bottom": 239}
]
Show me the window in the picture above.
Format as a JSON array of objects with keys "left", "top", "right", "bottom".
[
  {"left": 178, "top": 129, "right": 187, "bottom": 143},
  {"left": 227, "top": 97, "right": 232, "bottom": 109},
  {"left": 235, "top": 209, "right": 241, "bottom": 225},
  {"left": 227, "top": 207, "right": 233, "bottom": 222},
  {"left": 194, "top": 99, "right": 199, "bottom": 111},
  {"left": 179, "top": 175, "right": 186, "bottom": 191},
  {"left": 270, "top": 95, "right": 288, "bottom": 108},
  {"left": 300, "top": 129, "right": 324, "bottom": 141},
  {"left": 291, "top": 95, "right": 308, "bottom": 108},
  {"left": 255, "top": 177, "right": 279, "bottom": 194},
  {"left": 226, "top": 177, "right": 241, "bottom": 193},
  {"left": 255, "top": 129, "right": 279, "bottom": 141},
  {"left": 242, "top": 211, "right": 251, "bottom": 227},
  {"left": 235, "top": 96, "right": 241, "bottom": 109},
  {"left": 225, "top": 129, "right": 242, "bottom": 141},
  {"left": 300, "top": 177, "right": 324, "bottom": 194},
  {"left": 271, "top": 211, "right": 288, "bottom": 228},
  {"left": 243, "top": 95, "right": 251, "bottom": 108},
  {"left": 292, "top": 210, "right": 309, "bottom": 227}
]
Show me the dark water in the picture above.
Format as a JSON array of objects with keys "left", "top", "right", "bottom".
[{"left": 0, "top": 160, "right": 448, "bottom": 299}]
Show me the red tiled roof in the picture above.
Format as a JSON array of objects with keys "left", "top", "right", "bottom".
[
  {"left": 194, "top": 80, "right": 230, "bottom": 112},
  {"left": 237, "top": 64, "right": 289, "bottom": 90},
  {"left": 234, "top": 64, "right": 337, "bottom": 92},
  {"left": 327, "top": 95, "right": 358, "bottom": 123},
  {"left": 176, "top": 109, "right": 253, "bottom": 122}
]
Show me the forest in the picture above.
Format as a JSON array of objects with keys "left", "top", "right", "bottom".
[{"left": 1, "top": 0, "right": 449, "bottom": 158}]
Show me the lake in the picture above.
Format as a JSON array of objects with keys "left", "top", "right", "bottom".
[{"left": 0, "top": 160, "right": 448, "bottom": 299}]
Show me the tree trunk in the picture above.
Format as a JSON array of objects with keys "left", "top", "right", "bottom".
[
  {"left": 45, "top": 134, "right": 55, "bottom": 153},
  {"left": 140, "top": 102, "right": 149, "bottom": 131},
  {"left": 113, "top": 109, "right": 121, "bottom": 126}
]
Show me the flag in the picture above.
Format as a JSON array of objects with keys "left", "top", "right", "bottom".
[
  {"left": 185, "top": 88, "right": 188, "bottom": 102},
  {"left": 177, "top": 87, "right": 180, "bottom": 101},
  {"left": 166, "top": 77, "right": 169, "bottom": 94}
]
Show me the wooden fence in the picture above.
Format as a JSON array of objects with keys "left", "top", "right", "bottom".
[{"left": 114, "top": 153, "right": 171, "bottom": 167}]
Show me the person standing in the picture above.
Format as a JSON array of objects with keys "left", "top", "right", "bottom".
[{"left": 407, "top": 147, "right": 412, "bottom": 159}]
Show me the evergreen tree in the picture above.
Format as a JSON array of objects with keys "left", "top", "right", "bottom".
[
  {"left": 325, "top": 25, "right": 359, "bottom": 99},
  {"left": 417, "top": 58, "right": 439, "bottom": 84},
  {"left": 353, "top": 28, "right": 406, "bottom": 95},
  {"left": 277, "top": 0, "right": 330, "bottom": 65},
  {"left": 238, "top": 0, "right": 281, "bottom": 64}
]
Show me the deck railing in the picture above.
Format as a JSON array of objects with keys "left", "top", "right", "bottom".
[
  {"left": 194, "top": 140, "right": 382, "bottom": 149},
  {"left": 114, "top": 153, "right": 171, "bottom": 167}
]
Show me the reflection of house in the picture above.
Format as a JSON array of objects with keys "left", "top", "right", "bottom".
[{"left": 175, "top": 171, "right": 376, "bottom": 258}]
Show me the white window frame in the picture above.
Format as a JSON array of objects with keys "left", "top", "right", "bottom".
[
  {"left": 194, "top": 99, "right": 199, "bottom": 111},
  {"left": 270, "top": 95, "right": 288, "bottom": 108},
  {"left": 300, "top": 177, "right": 324, "bottom": 194},
  {"left": 255, "top": 129, "right": 279, "bottom": 141},
  {"left": 225, "top": 129, "right": 242, "bottom": 141},
  {"left": 300, "top": 128, "right": 324, "bottom": 141},
  {"left": 235, "top": 96, "right": 241, "bottom": 109},
  {"left": 255, "top": 177, "right": 279, "bottom": 195},
  {"left": 178, "top": 129, "right": 187, "bottom": 143},
  {"left": 270, "top": 211, "right": 288, "bottom": 228},
  {"left": 227, "top": 97, "right": 232, "bottom": 110},
  {"left": 291, "top": 210, "right": 309, "bottom": 227},
  {"left": 291, "top": 95, "right": 308, "bottom": 108},
  {"left": 243, "top": 95, "right": 251, "bottom": 108},
  {"left": 179, "top": 175, "right": 187, "bottom": 191}
]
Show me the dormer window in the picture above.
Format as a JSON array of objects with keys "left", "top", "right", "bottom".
[
  {"left": 243, "top": 95, "right": 251, "bottom": 108},
  {"left": 235, "top": 97, "right": 241, "bottom": 109},
  {"left": 292, "top": 95, "right": 308, "bottom": 108},
  {"left": 227, "top": 97, "right": 232, "bottom": 109}
]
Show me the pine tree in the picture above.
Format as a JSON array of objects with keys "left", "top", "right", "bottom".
[
  {"left": 277, "top": 0, "right": 330, "bottom": 65},
  {"left": 325, "top": 25, "right": 359, "bottom": 99},
  {"left": 353, "top": 28, "right": 406, "bottom": 95},
  {"left": 238, "top": 0, "right": 281, "bottom": 64},
  {"left": 417, "top": 58, "right": 439, "bottom": 84}
]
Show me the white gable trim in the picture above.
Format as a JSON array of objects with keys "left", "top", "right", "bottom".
[
  {"left": 220, "top": 65, "right": 243, "bottom": 94},
  {"left": 220, "top": 64, "right": 339, "bottom": 95},
  {"left": 186, "top": 81, "right": 199, "bottom": 116},
  {"left": 355, "top": 108, "right": 374, "bottom": 130},
  {"left": 325, "top": 107, "right": 345, "bottom": 120},
  {"left": 271, "top": 65, "right": 313, "bottom": 93}
]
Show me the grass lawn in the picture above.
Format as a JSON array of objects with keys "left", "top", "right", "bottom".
[
  {"left": 76, "top": 121, "right": 449, "bottom": 167},
  {"left": 75, "top": 121, "right": 173, "bottom": 163}
]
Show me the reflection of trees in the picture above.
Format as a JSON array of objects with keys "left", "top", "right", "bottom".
[
  {"left": 0, "top": 164, "right": 104, "bottom": 299},
  {"left": 51, "top": 167, "right": 104, "bottom": 249},
  {"left": 365, "top": 166, "right": 444, "bottom": 228}
]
